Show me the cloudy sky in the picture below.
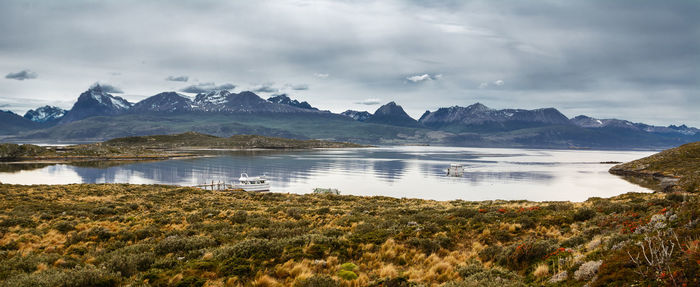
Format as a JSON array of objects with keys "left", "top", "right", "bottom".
[{"left": 1, "top": 0, "right": 698, "bottom": 126}]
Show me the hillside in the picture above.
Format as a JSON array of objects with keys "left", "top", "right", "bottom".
[
  {"left": 610, "top": 142, "right": 700, "bottom": 192},
  {"left": 0, "top": 111, "right": 39, "bottom": 135},
  {"left": 101, "top": 132, "right": 366, "bottom": 149},
  {"left": 0, "top": 184, "right": 697, "bottom": 286}
]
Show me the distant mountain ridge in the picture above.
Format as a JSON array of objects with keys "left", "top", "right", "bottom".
[
  {"left": 3, "top": 85, "right": 698, "bottom": 149},
  {"left": 418, "top": 103, "right": 571, "bottom": 131},
  {"left": 571, "top": 115, "right": 699, "bottom": 135}
]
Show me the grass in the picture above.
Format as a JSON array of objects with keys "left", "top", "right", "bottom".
[
  {"left": 610, "top": 141, "right": 700, "bottom": 192},
  {"left": 0, "top": 184, "right": 697, "bottom": 286}
]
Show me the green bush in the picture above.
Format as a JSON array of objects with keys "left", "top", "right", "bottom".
[
  {"left": 155, "top": 236, "right": 215, "bottom": 255},
  {"left": 573, "top": 208, "right": 596, "bottom": 221},
  {"left": 218, "top": 257, "right": 251, "bottom": 277}
]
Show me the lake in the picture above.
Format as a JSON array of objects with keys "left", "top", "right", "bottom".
[{"left": 0, "top": 146, "right": 655, "bottom": 201}]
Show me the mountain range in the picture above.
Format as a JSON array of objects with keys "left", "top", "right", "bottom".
[{"left": 1, "top": 85, "right": 698, "bottom": 149}]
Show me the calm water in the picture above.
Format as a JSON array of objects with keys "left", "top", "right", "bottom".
[{"left": 0, "top": 146, "right": 655, "bottom": 201}]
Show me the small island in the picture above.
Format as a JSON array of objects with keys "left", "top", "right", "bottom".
[{"left": 0, "top": 132, "right": 367, "bottom": 163}]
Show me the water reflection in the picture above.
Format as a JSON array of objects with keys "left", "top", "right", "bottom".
[{"left": 0, "top": 147, "right": 655, "bottom": 201}]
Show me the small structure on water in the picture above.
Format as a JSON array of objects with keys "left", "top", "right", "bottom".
[
  {"left": 446, "top": 163, "right": 464, "bottom": 177},
  {"left": 195, "top": 173, "right": 270, "bottom": 192},
  {"left": 232, "top": 173, "right": 270, "bottom": 192}
]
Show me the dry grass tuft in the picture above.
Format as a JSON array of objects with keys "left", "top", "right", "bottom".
[
  {"left": 533, "top": 263, "right": 549, "bottom": 279},
  {"left": 251, "top": 275, "right": 280, "bottom": 287}
]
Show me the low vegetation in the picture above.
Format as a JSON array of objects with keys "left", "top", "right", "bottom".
[
  {"left": 100, "top": 132, "right": 366, "bottom": 149},
  {"left": 0, "top": 184, "right": 697, "bottom": 286},
  {"left": 610, "top": 141, "right": 700, "bottom": 192}
]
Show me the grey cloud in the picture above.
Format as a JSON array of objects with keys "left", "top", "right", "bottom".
[
  {"left": 0, "top": 1, "right": 697, "bottom": 126},
  {"left": 356, "top": 98, "right": 382, "bottom": 105},
  {"left": 5, "top": 70, "right": 37, "bottom": 80},
  {"left": 91, "top": 82, "right": 123, "bottom": 93},
  {"left": 180, "top": 82, "right": 235, "bottom": 94},
  {"left": 288, "top": 84, "right": 309, "bottom": 91},
  {"left": 166, "top": 75, "right": 189, "bottom": 82},
  {"left": 252, "top": 83, "right": 278, "bottom": 93}
]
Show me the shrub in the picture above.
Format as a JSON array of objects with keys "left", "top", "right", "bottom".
[
  {"left": 500, "top": 240, "right": 555, "bottom": 270},
  {"left": 340, "top": 262, "right": 357, "bottom": 271},
  {"left": 457, "top": 260, "right": 485, "bottom": 278},
  {"left": 101, "top": 251, "right": 155, "bottom": 277},
  {"left": 59, "top": 267, "right": 119, "bottom": 287},
  {"left": 87, "top": 227, "right": 113, "bottom": 241},
  {"left": 293, "top": 275, "right": 339, "bottom": 287},
  {"left": 231, "top": 210, "right": 248, "bottom": 224},
  {"left": 445, "top": 267, "right": 525, "bottom": 287},
  {"left": 337, "top": 270, "right": 358, "bottom": 280},
  {"left": 155, "top": 236, "right": 215, "bottom": 255},
  {"left": 574, "top": 260, "right": 602, "bottom": 281},
  {"left": 53, "top": 221, "right": 76, "bottom": 233},
  {"left": 478, "top": 245, "right": 503, "bottom": 263},
  {"left": 0, "top": 217, "right": 36, "bottom": 228},
  {"left": 573, "top": 208, "right": 596, "bottom": 221},
  {"left": 218, "top": 257, "right": 251, "bottom": 277}
]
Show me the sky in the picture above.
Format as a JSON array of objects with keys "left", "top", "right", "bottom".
[{"left": 0, "top": 0, "right": 698, "bottom": 126}]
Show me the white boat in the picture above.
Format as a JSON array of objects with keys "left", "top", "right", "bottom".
[
  {"left": 446, "top": 164, "right": 464, "bottom": 177},
  {"left": 232, "top": 173, "right": 270, "bottom": 192}
]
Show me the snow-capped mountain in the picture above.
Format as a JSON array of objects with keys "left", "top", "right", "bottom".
[
  {"left": 131, "top": 92, "right": 193, "bottom": 113},
  {"left": 23, "top": 105, "right": 66, "bottom": 123},
  {"left": 418, "top": 103, "right": 571, "bottom": 128},
  {"left": 60, "top": 85, "right": 132, "bottom": 123},
  {"left": 571, "top": 115, "right": 698, "bottom": 135},
  {"left": 267, "top": 94, "right": 318, "bottom": 110},
  {"left": 190, "top": 90, "right": 319, "bottom": 113},
  {"left": 341, "top": 110, "right": 372, "bottom": 122}
]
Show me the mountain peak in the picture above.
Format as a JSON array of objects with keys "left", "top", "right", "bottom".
[
  {"left": 131, "top": 92, "right": 193, "bottom": 113},
  {"left": 342, "top": 110, "right": 372, "bottom": 122},
  {"left": 366, "top": 102, "right": 420, "bottom": 127},
  {"left": 267, "top": 94, "right": 317, "bottom": 110},
  {"left": 466, "top": 102, "right": 490, "bottom": 111},
  {"left": 60, "top": 87, "right": 132, "bottom": 123},
  {"left": 23, "top": 105, "right": 67, "bottom": 123},
  {"left": 88, "top": 84, "right": 104, "bottom": 93}
]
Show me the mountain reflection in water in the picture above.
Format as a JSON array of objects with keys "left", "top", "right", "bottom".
[{"left": 0, "top": 146, "right": 655, "bottom": 201}]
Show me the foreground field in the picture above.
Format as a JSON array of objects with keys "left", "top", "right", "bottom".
[{"left": 0, "top": 184, "right": 697, "bottom": 286}]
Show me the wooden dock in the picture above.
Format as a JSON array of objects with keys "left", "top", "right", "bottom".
[{"left": 195, "top": 181, "right": 236, "bottom": 191}]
